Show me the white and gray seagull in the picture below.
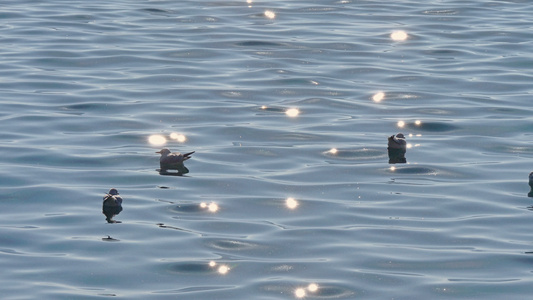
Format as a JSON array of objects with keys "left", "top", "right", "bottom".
[{"left": 156, "top": 148, "right": 195, "bottom": 173}]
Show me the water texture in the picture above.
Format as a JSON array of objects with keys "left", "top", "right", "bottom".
[{"left": 1, "top": 0, "right": 533, "bottom": 299}]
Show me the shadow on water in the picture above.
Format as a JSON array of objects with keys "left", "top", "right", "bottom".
[
  {"left": 388, "top": 166, "right": 438, "bottom": 175},
  {"left": 323, "top": 148, "right": 386, "bottom": 161},
  {"left": 102, "top": 235, "right": 119, "bottom": 242},
  {"left": 170, "top": 203, "right": 205, "bottom": 213},
  {"left": 168, "top": 262, "right": 214, "bottom": 274},
  {"left": 236, "top": 41, "right": 286, "bottom": 47},
  {"left": 166, "top": 260, "right": 232, "bottom": 276},
  {"left": 404, "top": 121, "right": 459, "bottom": 132}
]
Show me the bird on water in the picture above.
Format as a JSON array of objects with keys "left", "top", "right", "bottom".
[
  {"left": 387, "top": 133, "right": 407, "bottom": 164},
  {"left": 102, "top": 188, "right": 123, "bottom": 223},
  {"left": 156, "top": 148, "right": 195, "bottom": 174}
]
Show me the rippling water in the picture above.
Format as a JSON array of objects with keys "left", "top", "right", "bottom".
[{"left": 2, "top": 0, "right": 533, "bottom": 299}]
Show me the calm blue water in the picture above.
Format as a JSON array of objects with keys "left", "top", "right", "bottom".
[{"left": 2, "top": 0, "right": 533, "bottom": 299}]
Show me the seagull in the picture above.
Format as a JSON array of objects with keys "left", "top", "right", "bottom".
[
  {"left": 156, "top": 148, "right": 194, "bottom": 176},
  {"left": 156, "top": 148, "right": 195, "bottom": 167},
  {"left": 103, "top": 188, "right": 123, "bottom": 223},
  {"left": 388, "top": 133, "right": 407, "bottom": 150}
]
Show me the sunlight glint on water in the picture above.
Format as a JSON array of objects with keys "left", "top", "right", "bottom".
[{"left": 1, "top": 0, "right": 533, "bottom": 299}]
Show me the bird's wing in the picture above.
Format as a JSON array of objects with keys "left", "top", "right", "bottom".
[
  {"left": 162, "top": 153, "right": 184, "bottom": 164},
  {"left": 182, "top": 151, "right": 195, "bottom": 160}
]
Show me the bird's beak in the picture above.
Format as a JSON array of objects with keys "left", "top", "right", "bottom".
[{"left": 156, "top": 151, "right": 161, "bottom": 153}]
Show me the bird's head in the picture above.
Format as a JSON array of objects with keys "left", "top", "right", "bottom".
[
  {"left": 156, "top": 148, "right": 171, "bottom": 155},
  {"left": 108, "top": 188, "right": 119, "bottom": 195}
]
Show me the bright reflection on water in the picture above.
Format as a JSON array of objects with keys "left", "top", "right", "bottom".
[
  {"left": 209, "top": 261, "right": 230, "bottom": 275},
  {"left": 390, "top": 30, "right": 408, "bottom": 41},
  {"left": 148, "top": 134, "right": 167, "bottom": 146},
  {"left": 397, "top": 120, "right": 405, "bottom": 128},
  {"left": 308, "top": 283, "right": 319, "bottom": 292},
  {"left": 149, "top": 133, "right": 188, "bottom": 146},
  {"left": 372, "top": 92, "right": 385, "bottom": 102},
  {"left": 217, "top": 265, "right": 230, "bottom": 275},
  {"left": 285, "top": 108, "right": 300, "bottom": 117},
  {"left": 170, "top": 132, "right": 187, "bottom": 143},
  {"left": 295, "top": 288, "right": 306, "bottom": 298},
  {"left": 264, "top": 10, "right": 276, "bottom": 19},
  {"left": 286, "top": 197, "right": 299, "bottom": 209},
  {"left": 294, "top": 283, "right": 318, "bottom": 298},
  {"left": 200, "top": 202, "right": 219, "bottom": 212},
  {"left": 328, "top": 148, "right": 338, "bottom": 155}
]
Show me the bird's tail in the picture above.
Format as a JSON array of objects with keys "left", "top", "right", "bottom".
[{"left": 183, "top": 151, "right": 195, "bottom": 160}]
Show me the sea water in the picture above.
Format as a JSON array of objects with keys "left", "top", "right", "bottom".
[{"left": 1, "top": 0, "right": 533, "bottom": 299}]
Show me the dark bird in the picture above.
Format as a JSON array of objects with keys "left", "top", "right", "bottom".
[
  {"left": 156, "top": 148, "right": 195, "bottom": 174},
  {"left": 388, "top": 133, "right": 406, "bottom": 150},
  {"left": 387, "top": 133, "right": 407, "bottom": 164},
  {"left": 102, "top": 188, "right": 123, "bottom": 223}
]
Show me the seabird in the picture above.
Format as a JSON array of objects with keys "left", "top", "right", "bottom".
[
  {"left": 103, "top": 188, "right": 123, "bottom": 223},
  {"left": 387, "top": 133, "right": 407, "bottom": 164},
  {"left": 388, "top": 133, "right": 407, "bottom": 150},
  {"left": 156, "top": 148, "right": 195, "bottom": 173}
]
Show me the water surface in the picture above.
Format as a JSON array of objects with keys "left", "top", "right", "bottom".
[{"left": 1, "top": 0, "right": 533, "bottom": 299}]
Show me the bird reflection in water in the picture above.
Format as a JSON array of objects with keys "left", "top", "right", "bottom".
[
  {"left": 102, "top": 235, "right": 119, "bottom": 242},
  {"left": 156, "top": 148, "right": 195, "bottom": 176},
  {"left": 387, "top": 133, "right": 407, "bottom": 164},
  {"left": 102, "top": 188, "right": 123, "bottom": 223}
]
